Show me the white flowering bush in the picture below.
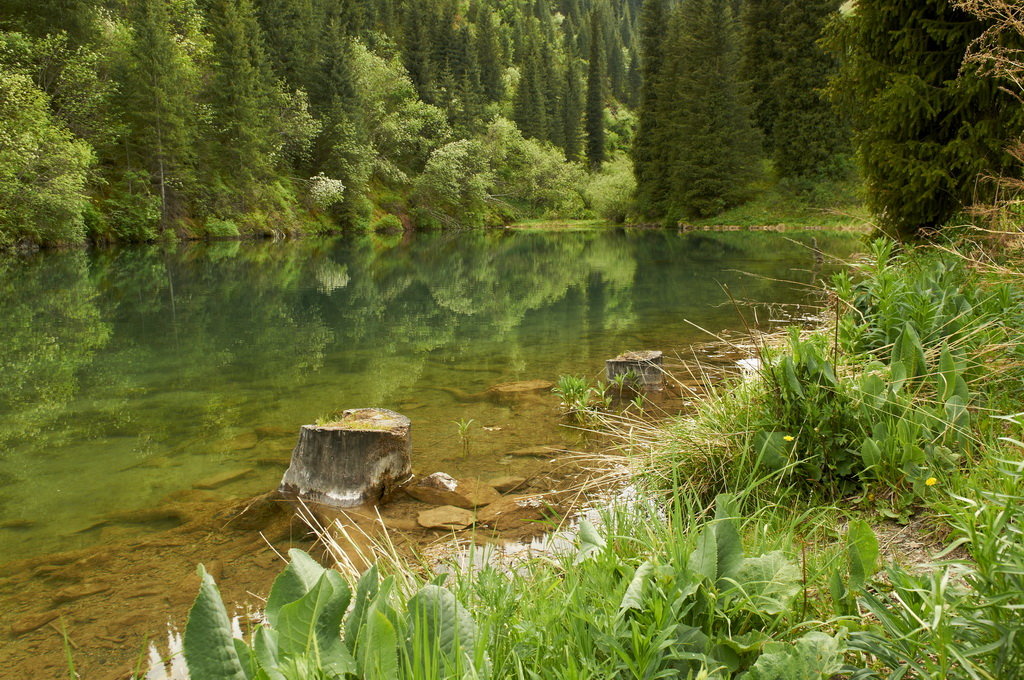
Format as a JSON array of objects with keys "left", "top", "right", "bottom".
[{"left": 307, "top": 173, "right": 345, "bottom": 209}]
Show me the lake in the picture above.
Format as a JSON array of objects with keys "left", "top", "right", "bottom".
[
  {"left": 0, "top": 228, "right": 861, "bottom": 562},
  {"left": 0, "top": 227, "right": 864, "bottom": 675}
]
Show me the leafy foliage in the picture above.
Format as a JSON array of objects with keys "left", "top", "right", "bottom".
[
  {"left": 0, "top": 70, "right": 93, "bottom": 246},
  {"left": 183, "top": 550, "right": 483, "bottom": 680},
  {"left": 849, "top": 439, "right": 1024, "bottom": 678}
]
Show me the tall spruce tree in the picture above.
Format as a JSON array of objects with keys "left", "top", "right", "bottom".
[
  {"left": 562, "top": 57, "right": 584, "bottom": 161},
  {"left": 208, "top": 0, "right": 277, "bottom": 200},
  {"left": 513, "top": 28, "right": 550, "bottom": 141},
  {"left": 663, "top": 0, "right": 759, "bottom": 218},
  {"left": 253, "top": 0, "right": 319, "bottom": 91},
  {"left": 632, "top": 0, "right": 667, "bottom": 215},
  {"left": 770, "top": 0, "right": 847, "bottom": 181},
  {"left": 118, "top": 0, "right": 196, "bottom": 227},
  {"left": 476, "top": 8, "right": 504, "bottom": 102},
  {"left": 313, "top": 6, "right": 373, "bottom": 229},
  {"left": 740, "top": 0, "right": 785, "bottom": 143},
  {"left": 834, "top": 0, "right": 1024, "bottom": 237},
  {"left": 585, "top": 10, "right": 605, "bottom": 169}
]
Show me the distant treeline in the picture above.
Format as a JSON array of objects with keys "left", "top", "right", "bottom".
[{"left": 1, "top": 0, "right": 1021, "bottom": 247}]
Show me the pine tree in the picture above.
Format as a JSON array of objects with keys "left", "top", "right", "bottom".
[
  {"left": 403, "top": 1, "right": 436, "bottom": 104},
  {"left": 513, "top": 28, "right": 549, "bottom": 141},
  {"left": 632, "top": 0, "right": 668, "bottom": 214},
  {"left": 118, "top": 0, "right": 196, "bottom": 226},
  {"left": 311, "top": 5, "right": 373, "bottom": 229},
  {"left": 834, "top": 0, "right": 1024, "bottom": 237},
  {"left": 208, "top": 0, "right": 279, "bottom": 200},
  {"left": 585, "top": 10, "right": 605, "bottom": 169},
  {"left": 451, "top": 24, "right": 484, "bottom": 133},
  {"left": 562, "top": 57, "right": 584, "bottom": 161},
  {"left": 740, "top": 0, "right": 786, "bottom": 145},
  {"left": 664, "top": 0, "right": 759, "bottom": 218},
  {"left": 476, "top": 9, "right": 504, "bottom": 102},
  {"left": 770, "top": 0, "right": 846, "bottom": 182},
  {"left": 253, "top": 0, "right": 319, "bottom": 91}
]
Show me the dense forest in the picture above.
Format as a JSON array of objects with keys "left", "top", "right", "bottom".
[
  {"left": 0, "top": 0, "right": 643, "bottom": 245},
  {"left": 1, "top": 0, "right": 1021, "bottom": 247}
]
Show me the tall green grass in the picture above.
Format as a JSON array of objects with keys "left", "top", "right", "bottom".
[
  {"left": 176, "top": 493, "right": 860, "bottom": 679},
  {"left": 647, "top": 240, "right": 1024, "bottom": 516}
]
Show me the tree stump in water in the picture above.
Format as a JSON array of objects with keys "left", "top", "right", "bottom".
[
  {"left": 279, "top": 408, "right": 412, "bottom": 508},
  {"left": 606, "top": 351, "right": 665, "bottom": 391}
]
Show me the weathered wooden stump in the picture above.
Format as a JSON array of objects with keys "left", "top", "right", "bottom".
[
  {"left": 606, "top": 350, "right": 665, "bottom": 391},
  {"left": 279, "top": 408, "right": 412, "bottom": 508}
]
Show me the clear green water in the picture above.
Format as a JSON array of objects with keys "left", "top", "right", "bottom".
[{"left": 0, "top": 228, "right": 861, "bottom": 563}]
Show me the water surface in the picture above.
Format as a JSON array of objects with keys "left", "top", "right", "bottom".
[{"left": 0, "top": 228, "right": 861, "bottom": 563}]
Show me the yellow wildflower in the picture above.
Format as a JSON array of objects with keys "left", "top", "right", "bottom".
[
  {"left": 925, "top": 477, "right": 938, "bottom": 486},
  {"left": 783, "top": 435, "right": 795, "bottom": 442}
]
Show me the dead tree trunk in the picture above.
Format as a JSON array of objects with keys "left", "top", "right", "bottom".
[{"left": 279, "top": 408, "right": 412, "bottom": 508}]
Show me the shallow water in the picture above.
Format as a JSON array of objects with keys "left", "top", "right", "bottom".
[{"left": 0, "top": 228, "right": 860, "bottom": 565}]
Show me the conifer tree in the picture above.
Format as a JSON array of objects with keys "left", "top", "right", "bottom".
[
  {"left": 312, "top": 6, "right": 373, "bottom": 229},
  {"left": 208, "top": 0, "right": 278, "bottom": 198},
  {"left": 254, "top": 0, "right": 319, "bottom": 91},
  {"left": 740, "top": 0, "right": 786, "bottom": 145},
  {"left": 403, "top": 2, "right": 436, "bottom": 104},
  {"left": 513, "top": 29, "right": 550, "bottom": 141},
  {"left": 118, "top": 0, "right": 196, "bottom": 226},
  {"left": 476, "top": 9, "right": 504, "bottom": 102},
  {"left": 664, "top": 0, "right": 759, "bottom": 217},
  {"left": 771, "top": 0, "right": 846, "bottom": 181},
  {"left": 632, "top": 0, "right": 667, "bottom": 214},
  {"left": 451, "top": 24, "right": 484, "bottom": 133},
  {"left": 585, "top": 11, "right": 605, "bottom": 169},
  {"left": 562, "top": 58, "right": 584, "bottom": 161},
  {"left": 834, "top": 0, "right": 1024, "bottom": 236}
]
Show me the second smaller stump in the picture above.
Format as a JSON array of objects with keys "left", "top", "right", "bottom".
[
  {"left": 606, "top": 350, "right": 665, "bottom": 391},
  {"left": 279, "top": 408, "right": 412, "bottom": 508}
]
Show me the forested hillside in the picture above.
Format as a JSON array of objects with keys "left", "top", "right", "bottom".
[
  {"left": 0, "top": 0, "right": 641, "bottom": 245},
  {"left": 2, "top": 0, "right": 1021, "bottom": 247}
]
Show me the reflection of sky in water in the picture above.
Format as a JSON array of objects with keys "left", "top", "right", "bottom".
[{"left": 0, "top": 229, "right": 861, "bottom": 560}]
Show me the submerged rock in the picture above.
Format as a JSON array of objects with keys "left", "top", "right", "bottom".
[
  {"left": 477, "top": 494, "right": 550, "bottom": 531},
  {"left": 487, "top": 476, "right": 527, "bottom": 493},
  {"left": 507, "top": 445, "right": 558, "bottom": 458},
  {"left": 405, "top": 473, "right": 500, "bottom": 509},
  {"left": 52, "top": 582, "right": 111, "bottom": 604},
  {"left": 217, "top": 431, "right": 259, "bottom": 451},
  {"left": 417, "top": 506, "right": 475, "bottom": 530},
  {"left": 485, "top": 379, "right": 554, "bottom": 401},
  {"left": 10, "top": 611, "right": 61, "bottom": 636},
  {"left": 193, "top": 468, "right": 253, "bottom": 490}
]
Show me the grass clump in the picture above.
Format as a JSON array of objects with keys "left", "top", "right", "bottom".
[{"left": 647, "top": 240, "right": 1024, "bottom": 517}]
